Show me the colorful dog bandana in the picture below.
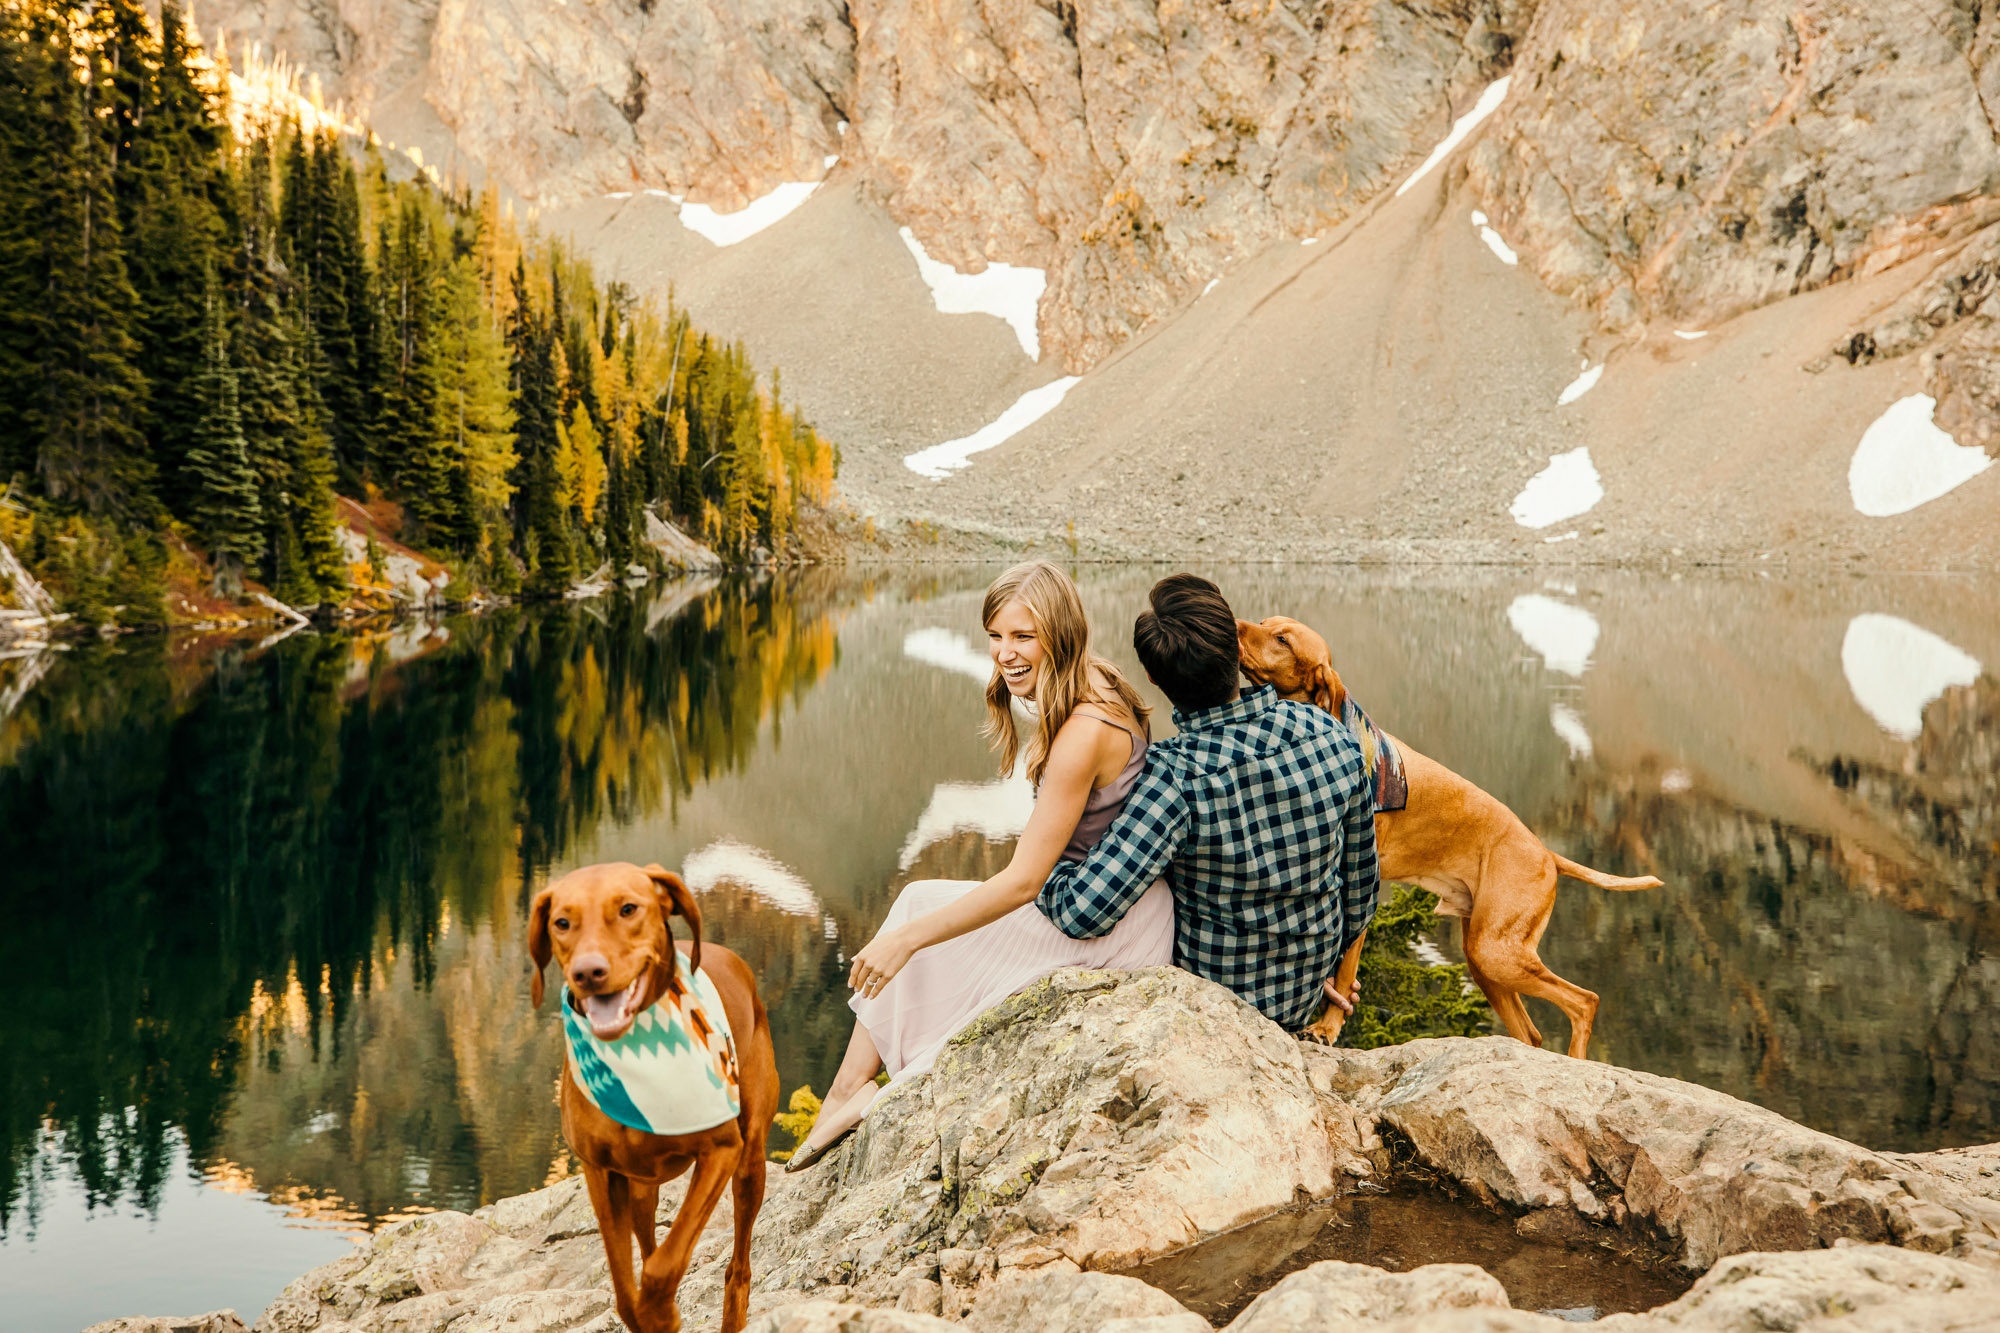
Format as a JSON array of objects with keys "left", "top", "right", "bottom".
[
  {"left": 1341, "top": 696, "right": 1409, "bottom": 813},
  {"left": 561, "top": 951, "right": 742, "bottom": 1136}
]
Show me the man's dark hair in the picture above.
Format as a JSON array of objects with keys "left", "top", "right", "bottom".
[{"left": 1133, "top": 574, "right": 1241, "bottom": 712}]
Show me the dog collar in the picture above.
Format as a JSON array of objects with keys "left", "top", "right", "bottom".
[{"left": 561, "top": 951, "right": 742, "bottom": 1136}]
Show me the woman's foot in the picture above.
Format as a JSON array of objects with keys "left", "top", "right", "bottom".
[{"left": 781, "top": 1119, "right": 856, "bottom": 1173}]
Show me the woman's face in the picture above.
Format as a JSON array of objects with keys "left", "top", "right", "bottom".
[{"left": 987, "top": 598, "right": 1045, "bottom": 700}]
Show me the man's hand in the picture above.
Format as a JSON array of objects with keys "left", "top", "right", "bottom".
[
  {"left": 849, "top": 926, "right": 919, "bottom": 999},
  {"left": 1323, "top": 975, "right": 1361, "bottom": 1015}
]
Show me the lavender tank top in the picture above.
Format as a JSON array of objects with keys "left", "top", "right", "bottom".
[{"left": 1058, "top": 715, "right": 1149, "bottom": 863}]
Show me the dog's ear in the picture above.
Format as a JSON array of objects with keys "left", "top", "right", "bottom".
[
  {"left": 527, "top": 887, "right": 554, "bottom": 1008},
  {"left": 644, "top": 864, "right": 703, "bottom": 977},
  {"left": 1309, "top": 662, "right": 1348, "bottom": 717}
]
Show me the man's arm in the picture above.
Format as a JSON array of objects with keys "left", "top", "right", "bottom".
[
  {"left": 1340, "top": 749, "right": 1381, "bottom": 949},
  {"left": 1037, "top": 763, "right": 1191, "bottom": 939}
]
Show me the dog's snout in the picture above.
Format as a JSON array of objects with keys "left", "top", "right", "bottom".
[{"left": 569, "top": 951, "right": 610, "bottom": 990}]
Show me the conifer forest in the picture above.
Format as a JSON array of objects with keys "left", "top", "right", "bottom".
[{"left": 0, "top": 0, "right": 838, "bottom": 625}]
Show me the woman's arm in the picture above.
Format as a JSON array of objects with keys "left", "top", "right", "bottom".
[{"left": 848, "top": 715, "right": 1109, "bottom": 997}]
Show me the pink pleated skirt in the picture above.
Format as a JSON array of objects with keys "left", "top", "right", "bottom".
[{"left": 849, "top": 876, "right": 1175, "bottom": 1084}]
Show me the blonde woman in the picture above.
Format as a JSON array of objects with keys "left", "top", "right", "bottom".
[{"left": 785, "top": 561, "right": 1174, "bottom": 1170}]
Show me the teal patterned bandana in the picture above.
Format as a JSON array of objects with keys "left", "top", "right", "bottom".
[{"left": 561, "top": 951, "right": 741, "bottom": 1136}]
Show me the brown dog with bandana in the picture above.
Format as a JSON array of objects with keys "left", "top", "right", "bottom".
[{"left": 529, "top": 862, "right": 779, "bottom": 1333}]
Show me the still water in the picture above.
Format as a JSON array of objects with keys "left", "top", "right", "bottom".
[{"left": 2, "top": 567, "right": 1997, "bottom": 1331}]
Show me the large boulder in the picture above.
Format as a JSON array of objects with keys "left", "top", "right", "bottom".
[
  {"left": 1221, "top": 1261, "right": 1510, "bottom": 1332},
  {"left": 756, "top": 967, "right": 1356, "bottom": 1305},
  {"left": 1592, "top": 1245, "right": 2000, "bottom": 1333},
  {"left": 1307, "top": 1038, "right": 2000, "bottom": 1271},
  {"left": 959, "top": 1270, "right": 1210, "bottom": 1332},
  {"left": 85, "top": 1317, "right": 252, "bottom": 1333}
]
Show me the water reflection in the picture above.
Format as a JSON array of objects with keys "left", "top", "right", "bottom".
[
  {"left": 2, "top": 567, "right": 1998, "bottom": 1330},
  {"left": 0, "top": 574, "right": 860, "bottom": 1242}
]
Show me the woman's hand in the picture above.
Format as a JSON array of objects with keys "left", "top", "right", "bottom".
[{"left": 849, "top": 925, "right": 919, "bottom": 998}]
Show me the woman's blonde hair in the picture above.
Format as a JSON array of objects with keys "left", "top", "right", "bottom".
[{"left": 981, "top": 561, "right": 1150, "bottom": 787}]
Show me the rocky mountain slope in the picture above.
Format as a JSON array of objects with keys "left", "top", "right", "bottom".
[{"left": 199, "top": 0, "right": 2000, "bottom": 565}]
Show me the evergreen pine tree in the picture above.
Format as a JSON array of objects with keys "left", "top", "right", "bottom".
[
  {"left": 185, "top": 269, "right": 262, "bottom": 588},
  {"left": 33, "top": 6, "right": 153, "bottom": 514},
  {"left": 288, "top": 315, "right": 349, "bottom": 600},
  {"left": 506, "top": 259, "right": 571, "bottom": 591},
  {"left": 0, "top": 5, "right": 55, "bottom": 479},
  {"left": 233, "top": 131, "right": 318, "bottom": 593},
  {"left": 127, "top": 0, "right": 231, "bottom": 511},
  {"left": 429, "top": 255, "right": 515, "bottom": 553}
]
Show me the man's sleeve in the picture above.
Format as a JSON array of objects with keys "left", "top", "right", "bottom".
[
  {"left": 1340, "top": 745, "right": 1381, "bottom": 949},
  {"left": 1037, "top": 763, "right": 1190, "bottom": 939}
]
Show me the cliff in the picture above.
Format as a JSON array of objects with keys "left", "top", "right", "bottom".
[{"left": 194, "top": 0, "right": 2000, "bottom": 563}]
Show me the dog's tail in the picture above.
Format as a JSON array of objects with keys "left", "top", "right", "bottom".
[
  {"left": 1553, "top": 853, "right": 1663, "bottom": 891},
  {"left": 644, "top": 863, "right": 704, "bottom": 977}
]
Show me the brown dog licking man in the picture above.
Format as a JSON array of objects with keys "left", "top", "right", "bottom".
[
  {"left": 1238, "top": 616, "right": 1662, "bottom": 1058},
  {"left": 529, "top": 862, "right": 780, "bottom": 1333}
]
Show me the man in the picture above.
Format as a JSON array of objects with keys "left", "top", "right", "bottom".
[{"left": 1038, "top": 574, "right": 1379, "bottom": 1032}]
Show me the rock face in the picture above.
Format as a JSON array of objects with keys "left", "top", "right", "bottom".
[
  {"left": 957, "top": 1269, "right": 1211, "bottom": 1331},
  {"left": 85, "top": 1316, "right": 254, "bottom": 1333},
  {"left": 223, "top": 970, "right": 2000, "bottom": 1333},
  {"left": 761, "top": 967, "right": 1356, "bottom": 1303},
  {"left": 198, "top": 0, "right": 1535, "bottom": 372},
  {"left": 1309, "top": 1037, "right": 2000, "bottom": 1271},
  {"left": 194, "top": 0, "right": 2000, "bottom": 424},
  {"left": 1223, "top": 1261, "right": 1509, "bottom": 1332},
  {"left": 1467, "top": 1, "right": 2000, "bottom": 337},
  {"left": 848, "top": 0, "right": 1533, "bottom": 369},
  {"left": 428, "top": 0, "right": 850, "bottom": 210}
]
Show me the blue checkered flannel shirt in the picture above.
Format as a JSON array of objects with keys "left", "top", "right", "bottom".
[{"left": 1037, "top": 683, "right": 1380, "bottom": 1030}]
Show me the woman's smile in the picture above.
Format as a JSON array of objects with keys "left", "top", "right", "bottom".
[{"left": 987, "top": 599, "right": 1044, "bottom": 699}]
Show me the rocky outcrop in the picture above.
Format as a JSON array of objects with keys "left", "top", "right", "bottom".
[
  {"left": 957, "top": 1270, "right": 1210, "bottom": 1332},
  {"left": 428, "top": 0, "right": 849, "bottom": 210},
  {"left": 761, "top": 967, "right": 1358, "bottom": 1303},
  {"left": 1593, "top": 1245, "right": 2000, "bottom": 1333},
  {"left": 85, "top": 1317, "right": 253, "bottom": 1333},
  {"left": 1309, "top": 1037, "right": 2000, "bottom": 1271},
  {"left": 1223, "top": 1261, "right": 1509, "bottom": 1331},
  {"left": 849, "top": 0, "right": 1533, "bottom": 369},
  {"left": 224, "top": 969, "right": 2000, "bottom": 1333},
  {"left": 1467, "top": 2, "right": 2000, "bottom": 336},
  {"left": 644, "top": 508, "right": 724, "bottom": 570}
]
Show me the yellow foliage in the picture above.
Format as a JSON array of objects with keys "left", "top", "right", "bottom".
[
  {"left": 558, "top": 412, "right": 607, "bottom": 523},
  {"left": 770, "top": 1084, "right": 821, "bottom": 1162}
]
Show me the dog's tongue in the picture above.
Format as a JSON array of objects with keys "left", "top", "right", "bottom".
[{"left": 583, "top": 986, "right": 631, "bottom": 1036}]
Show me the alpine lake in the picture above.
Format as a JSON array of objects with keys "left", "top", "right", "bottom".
[{"left": 3, "top": 565, "right": 1996, "bottom": 1332}]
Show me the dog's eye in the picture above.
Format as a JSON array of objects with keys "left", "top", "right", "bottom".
[
  {"left": 620, "top": 902, "right": 638, "bottom": 918},
  {"left": 1275, "top": 633, "right": 1289, "bottom": 647},
  {"left": 553, "top": 917, "right": 570, "bottom": 931}
]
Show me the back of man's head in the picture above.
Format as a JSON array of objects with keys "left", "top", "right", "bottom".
[{"left": 1134, "top": 574, "right": 1241, "bottom": 713}]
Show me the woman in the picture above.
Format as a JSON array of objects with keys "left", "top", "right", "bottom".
[{"left": 784, "top": 561, "right": 1174, "bottom": 1170}]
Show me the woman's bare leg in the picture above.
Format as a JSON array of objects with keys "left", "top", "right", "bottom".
[{"left": 798, "top": 1021, "right": 884, "bottom": 1152}]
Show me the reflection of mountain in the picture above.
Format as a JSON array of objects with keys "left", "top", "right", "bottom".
[
  {"left": 0, "top": 577, "right": 845, "bottom": 1231},
  {"left": 1533, "top": 760, "right": 2000, "bottom": 1152},
  {"left": 1808, "top": 676, "right": 2000, "bottom": 914}
]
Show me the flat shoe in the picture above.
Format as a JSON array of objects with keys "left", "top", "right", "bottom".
[{"left": 781, "top": 1123, "right": 856, "bottom": 1173}]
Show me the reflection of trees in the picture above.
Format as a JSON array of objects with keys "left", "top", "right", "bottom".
[
  {"left": 1534, "top": 764, "right": 2000, "bottom": 1151},
  {"left": 0, "top": 577, "right": 842, "bottom": 1231}
]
